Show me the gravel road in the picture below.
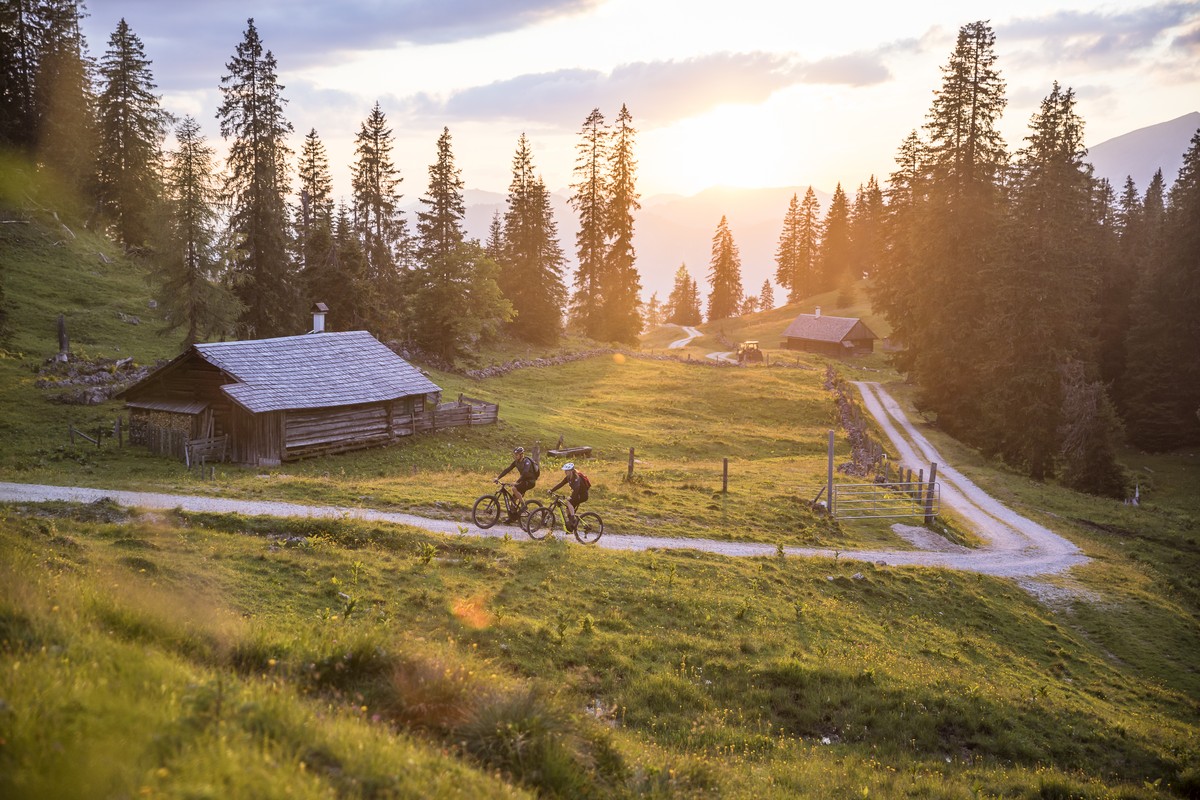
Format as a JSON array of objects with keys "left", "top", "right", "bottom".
[{"left": 0, "top": 384, "right": 1087, "bottom": 585}]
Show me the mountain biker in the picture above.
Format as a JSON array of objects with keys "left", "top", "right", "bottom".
[
  {"left": 548, "top": 462, "right": 590, "bottom": 531},
  {"left": 496, "top": 446, "right": 539, "bottom": 522}
]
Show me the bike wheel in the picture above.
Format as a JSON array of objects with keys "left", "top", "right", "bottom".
[
  {"left": 573, "top": 512, "right": 604, "bottom": 544},
  {"left": 472, "top": 495, "right": 500, "bottom": 529},
  {"left": 519, "top": 500, "right": 543, "bottom": 532},
  {"left": 526, "top": 507, "right": 555, "bottom": 540}
]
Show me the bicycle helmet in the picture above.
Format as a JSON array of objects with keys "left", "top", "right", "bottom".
[
  {"left": 562, "top": 462, "right": 575, "bottom": 471},
  {"left": 513, "top": 446, "right": 525, "bottom": 455}
]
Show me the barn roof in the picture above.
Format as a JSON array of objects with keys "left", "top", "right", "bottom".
[
  {"left": 782, "top": 314, "right": 878, "bottom": 343},
  {"left": 191, "top": 330, "right": 441, "bottom": 413}
]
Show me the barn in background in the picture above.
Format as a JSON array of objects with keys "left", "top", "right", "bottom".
[
  {"left": 780, "top": 308, "right": 878, "bottom": 357},
  {"left": 118, "top": 329, "right": 446, "bottom": 466}
]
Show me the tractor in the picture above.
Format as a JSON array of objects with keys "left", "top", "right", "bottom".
[{"left": 737, "top": 340, "right": 763, "bottom": 364}]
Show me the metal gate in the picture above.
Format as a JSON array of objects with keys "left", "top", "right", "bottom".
[{"left": 832, "top": 481, "right": 940, "bottom": 521}]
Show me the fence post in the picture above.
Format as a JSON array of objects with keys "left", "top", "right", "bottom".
[
  {"left": 96, "top": 424, "right": 102, "bottom": 448},
  {"left": 533, "top": 441, "right": 541, "bottom": 465},
  {"left": 924, "top": 463, "right": 939, "bottom": 525},
  {"left": 827, "top": 430, "right": 835, "bottom": 516},
  {"left": 722, "top": 457, "right": 729, "bottom": 493},
  {"left": 69, "top": 424, "right": 75, "bottom": 445},
  {"left": 627, "top": 447, "right": 635, "bottom": 480}
]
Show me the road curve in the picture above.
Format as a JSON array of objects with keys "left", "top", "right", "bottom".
[
  {"left": 848, "top": 381, "right": 1087, "bottom": 577},
  {"left": 668, "top": 325, "right": 702, "bottom": 349}
]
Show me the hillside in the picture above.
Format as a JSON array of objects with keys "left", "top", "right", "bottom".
[{"left": 3, "top": 208, "right": 1200, "bottom": 799}]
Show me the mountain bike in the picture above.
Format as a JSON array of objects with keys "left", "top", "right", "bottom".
[
  {"left": 526, "top": 492, "right": 604, "bottom": 544},
  {"left": 472, "top": 482, "right": 542, "bottom": 531}
]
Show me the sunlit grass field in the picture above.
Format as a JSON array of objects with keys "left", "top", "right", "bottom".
[
  {"left": 3, "top": 209, "right": 1199, "bottom": 798},
  {"left": 2, "top": 493, "right": 1197, "bottom": 799}
]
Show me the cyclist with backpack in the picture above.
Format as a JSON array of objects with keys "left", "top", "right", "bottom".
[
  {"left": 548, "top": 462, "right": 590, "bottom": 531},
  {"left": 495, "top": 446, "right": 540, "bottom": 522}
]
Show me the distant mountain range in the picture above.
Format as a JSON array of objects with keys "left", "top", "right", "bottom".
[{"left": 443, "top": 111, "right": 1199, "bottom": 302}]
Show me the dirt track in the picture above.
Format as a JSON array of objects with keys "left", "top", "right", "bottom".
[{"left": 0, "top": 384, "right": 1087, "bottom": 586}]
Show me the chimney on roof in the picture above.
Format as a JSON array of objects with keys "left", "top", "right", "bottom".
[
  {"left": 814, "top": 306, "right": 821, "bottom": 318},
  {"left": 311, "top": 302, "right": 329, "bottom": 333}
]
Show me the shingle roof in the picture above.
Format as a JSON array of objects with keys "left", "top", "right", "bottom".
[
  {"left": 782, "top": 314, "right": 878, "bottom": 343},
  {"left": 194, "top": 330, "right": 441, "bottom": 413},
  {"left": 125, "top": 398, "right": 209, "bottom": 415}
]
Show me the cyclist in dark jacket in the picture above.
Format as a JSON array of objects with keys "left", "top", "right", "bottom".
[
  {"left": 548, "top": 462, "right": 590, "bottom": 531},
  {"left": 496, "top": 446, "right": 538, "bottom": 522}
]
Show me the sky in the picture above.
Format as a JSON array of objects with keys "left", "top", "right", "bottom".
[{"left": 79, "top": 0, "right": 1200, "bottom": 201}]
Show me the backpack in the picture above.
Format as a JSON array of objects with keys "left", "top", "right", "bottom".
[
  {"left": 576, "top": 470, "right": 590, "bottom": 490},
  {"left": 525, "top": 458, "right": 540, "bottom": 480}
]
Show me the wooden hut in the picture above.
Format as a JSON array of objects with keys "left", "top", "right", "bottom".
[
  {"left": 118, "top": 330, "right": 442, "bottom": 466},
  {"left": 780, "top": 308, "right": 878, "bottom": 357}
]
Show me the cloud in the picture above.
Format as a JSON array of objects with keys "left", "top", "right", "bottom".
[
  {"left": 406, "top": 50, "right": 891, "bottom": 127},
  {"left": 82, "top": 0, "right": 600, "bottom": 89},
  {"left": 999, "top": 2, "right": 1200, "bottom": 69}
]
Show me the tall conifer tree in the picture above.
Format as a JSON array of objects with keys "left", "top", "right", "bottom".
[
  {"left": 706, "top": 216, "right": 743, "bottom": 322},
  {"left": 985, "top": 82, "right": 1101, "bottom": 478},
  {"left": 602, "top": 103, "right": 643, "bottom": 343},
  {"left": 818, "top": 182, "right": 852, "bottom": 293},
  {"left": 217, "top": 18, "right": 295, "bottom": 338},
  {"left": 1124, "top": 134, "right": 1200, "bottom": 449},
  {"left": 880, "top": 21, "right": 1008, "bottom": 437},
  {"left": 759, "top": 279, "right": 775, "bottom": 311},
  {"left": 35, "top": 0, "right": 95, "bottom": 218},
  {"left": 499, "top": 134, "right": 566, "bottom": 344},
  {"left": 0, "top": 0, "right": 43, "bottom": 150},
  {"left": 351, "top": 102, "right": 407, "bottom": 336},
  {"left": 667, "top": 264, "right": 699, "bottom": 325},
  {"left": 412, "top": 127, "right": 512, "bottom": 359},
  {"left": 158, "top": 116, "right": 239, "bottom": 347},
  {"left": 95, "top": 18, "right": 167, "bottom": 249},
  {"left": 568, "top": 108, "right": 608, "bottom": 337}
]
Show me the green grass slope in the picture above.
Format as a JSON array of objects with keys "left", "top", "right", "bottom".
[
  {"left": 2, "top": 210, "right": 1199, "bottom": 798},
  {"left": 2, "top": 496, "right": 1197, "bottom": 798}
]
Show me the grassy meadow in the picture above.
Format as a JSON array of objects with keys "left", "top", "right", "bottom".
[{"left": 2, "top": 212, "right": 1200, "bottom": 797}]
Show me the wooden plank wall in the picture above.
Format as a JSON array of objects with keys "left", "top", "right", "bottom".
[{"left": 281, "top": 396, "right": 499, "bottom": 462}]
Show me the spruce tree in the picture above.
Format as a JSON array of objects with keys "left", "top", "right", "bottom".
[
  {"left": 1124, "top": 134, "right": 1200, "bottom": 449},
  {"left": 881, "top": 21, "right": 1008, "bottom": 437},
  {"left": 1098, "top": 176, "right": 1144, "bottom": 396},
  {"left": 295, "top": 128, "right": 338, "bottom": 319},
  {"left": 413, "top": 127, "right": 512, "bottom": 359},
  {"left": 1058, "top": 359, "right": 1127, "bottom": 498},
  {"left": 774, "top": 193, "right": 803, "bottom": 302},
  {"left": 706, "top": 216, "right": 743, "bottom": 322},
  {"left": 870, "top": 131, "right": 926, "bottom": 370},
  {"left": 95, "top": 18, "right": 168, "bottom": 250},
  {"left": 759, "top": 279, "right": 775, "bottom": 310},
  {"left": 350, "top": 102, "right": 407, "bottom": 336},
  {"left": 666, "top": 264, "right": 692, "bottom": 325},
  {"left": 602, "top": 103, "right": 643, "bottom": 344},
  {"left": 850, "top": 176, "right": 885, "bottom": 283},
  {"left": 985, "top": 82, "right": 1100, "bottom": 478},
  {"left": 157, "top": 116, "right": 239, "bottom": 347},
  {"left": 295, "top": 129, "right": 333, "bottom": 272},
  {"left": 818, "top": 182, "right": 852, "bottom": 293},
  {"left": 485, "top": 210, "right": 504, "bottom": 262},
  {"left": 499, "top": 134, "right": 566, "bottom": 344},
  {"left": 0, "top": 0, "right": 42, "bottom": 150},
  {"left": 217, "top": 18, "right": 295, "bottom": 338},
  {"left": 34, "top": 0, "right": 96, "bottom": 219},
  {"left": 644, "top": 292, "right": 662, "bottom": 329},
  {"left": 568, "top": 108, "right": 608, "bottom": 338}
]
